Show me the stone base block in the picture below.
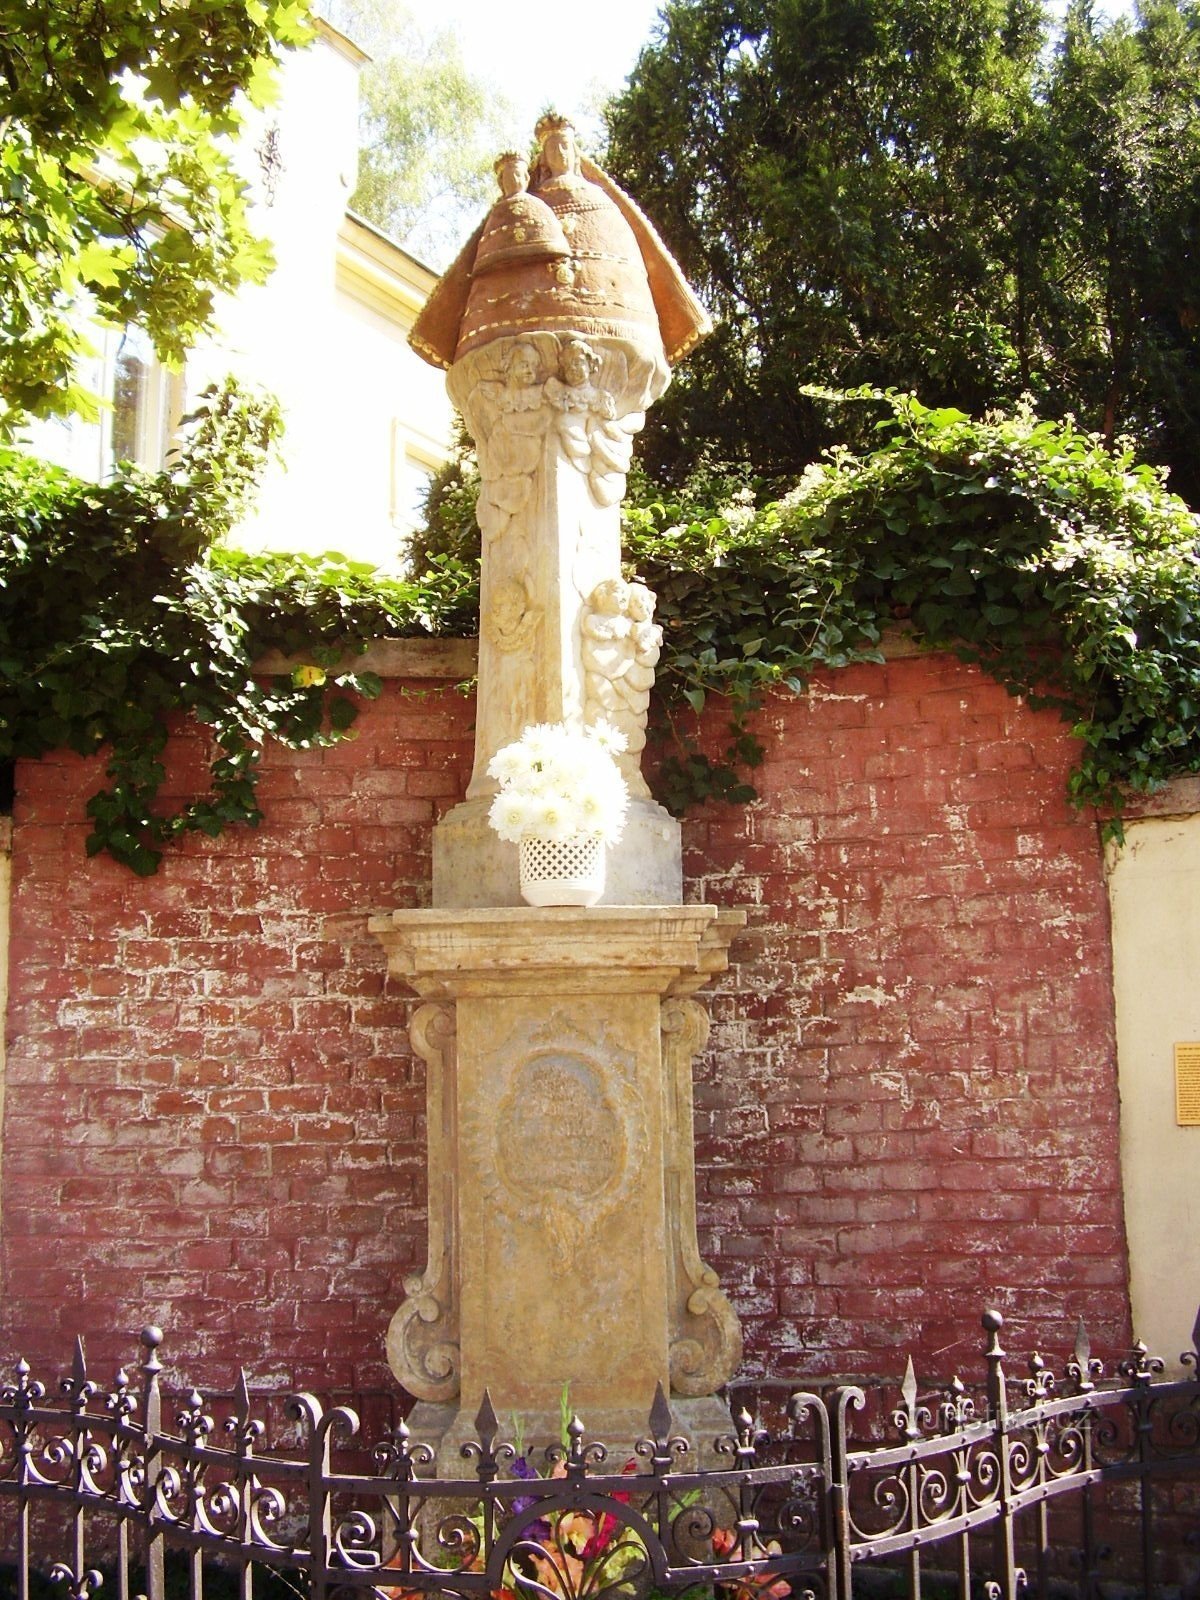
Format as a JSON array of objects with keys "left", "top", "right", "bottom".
[{"left": 432, "top": 795, "right": 682, "bottom": 908}]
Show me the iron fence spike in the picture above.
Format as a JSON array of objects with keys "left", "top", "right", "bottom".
[
  {"left": 1074, "top": 1317, "right": 1090, "bottom": 1368},
  {"left": 1192, "top": 1303, "right": 1200, "bottom": 1364},
  {"left": 901, "top": 1354, "right": 918, "bottom": 1414},
  {"left": 72, "top": 1337, "right": 87, "bottom": 1387},
  {"left": 648, "top": 1380, "right": 672, "bottom": 1441},
  {"left": 234, "top": 1368, "right": 250, "bottom": 1418},
  {"left": 474, "top": 1388, "right": 499, "bottom": 1448}
]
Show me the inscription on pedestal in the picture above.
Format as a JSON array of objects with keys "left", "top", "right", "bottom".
[
  {"left": 494, "top": 1043, "right": 630, "bottom": 1274},
  {"left": 467, "top": 1012, "right": 647, "bottom": 1281}
]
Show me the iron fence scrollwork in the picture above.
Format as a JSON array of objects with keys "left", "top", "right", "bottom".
[{"left": 1, "top": 1308, "right": 1197, "bottom": 1600}]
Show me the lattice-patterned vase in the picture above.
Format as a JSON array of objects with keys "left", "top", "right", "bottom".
[{"left": 519, "top": 834, "right": 606, "bottom": 907}]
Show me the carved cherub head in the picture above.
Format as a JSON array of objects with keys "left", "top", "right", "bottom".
[
  {"left": 506, "top": 341, "right": 542, "bottom": 387},
  {"left": 590, "top": 577, "right": 631, "bottom": 616},
  {"left": 489, "top": 577, "right": 535, "bottom": 647},
  {"left": 560, "top": 338, "right": 599, "bottom": 388},
  {"left": 493, "top": 151, "right": 529, "bottom": 199},
  {"left": 627, "top": 583, "right": 656, "bottom": 623}
]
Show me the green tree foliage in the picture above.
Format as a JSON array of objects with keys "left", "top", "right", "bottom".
[
  {"left": 321, "top": 0, "right": 509, "bottom": 267},
  {"left": 603, "top": 0, "right": 1200, "bottom": 504},
  {"left": 1047, "top": 0, "right": 1200, "bottom": 486},
  {"left": 0, "top": 0, "right": 314, "bottom": 437}
]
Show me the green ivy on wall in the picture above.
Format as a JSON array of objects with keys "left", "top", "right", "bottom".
[
  {"left": 625, "top": 392, "right": 1200, "bottom": 829},
  {"left": 0, "top": 380, "right": 476, "bottom": 874},
  {"left": 3, "top": 385, "right": 1198, "bottom": 872}
]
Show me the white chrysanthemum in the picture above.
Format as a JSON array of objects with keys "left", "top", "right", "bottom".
[
  {"left": 532, "top": 796, "right": 576, "bottom": 841},
  {"left": 487, "top": 742, "right": 532, "bottom": 786},
  {"left": 542, "top": 751, "right": 588, "bottom": 789},
  {"left": 520, "top": 723, "right": 564, "bottom": 762},
  {"left": 587, "top": 719, "right": 628, "bottom": 756},
  {"left": 576, "top": 791, "right": 606, "bottom": 828},
  {"left": 486, "top": 720, "right": 630, "bottom": 847},
  {"left": 488, "top": 790, "right": 536, "bottom": 844}
]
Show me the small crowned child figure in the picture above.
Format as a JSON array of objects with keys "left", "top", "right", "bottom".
[{"left": 471, "top": 151, "right": 572, "bottom": 276}]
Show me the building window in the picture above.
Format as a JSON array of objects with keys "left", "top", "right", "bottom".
[
  {"left": 390, "top": 422, "right": 446, "bottom": 534},
  {"left": 24, "top": 325, "right": 183, "bottom": 481}
]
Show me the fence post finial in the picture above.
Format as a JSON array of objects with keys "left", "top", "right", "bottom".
[
  {"left": 139, "top": 1326, "right": 165, "bottom": 1600},
  {"left": 982, "top": 1309, "right": 1007, "bottom": 1422},
  {"left": 140, "top": 1326, "right": 163, "bottom": 1433}
]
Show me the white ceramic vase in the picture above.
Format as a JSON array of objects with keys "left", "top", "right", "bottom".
[{"left": 519, "top": 834, "right": 606, "bottom": 907}]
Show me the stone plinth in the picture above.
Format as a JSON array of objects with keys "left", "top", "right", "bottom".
[
  {"left": 368, "top": 905, "right": 745, "bottom": 1461},
  {"left": 432, "top": 795, "right": 682, "bottom": 908}
]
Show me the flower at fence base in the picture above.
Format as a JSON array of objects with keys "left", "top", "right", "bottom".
[
  {"left": 486, "top": 721, "right": 630, "bottom": 846},
  {"left": 503, "top": 1454, "right": 644, "bottom": 1600},
  {"left": 711, "top": 1528, "right": 791, "bottom": 1600}
]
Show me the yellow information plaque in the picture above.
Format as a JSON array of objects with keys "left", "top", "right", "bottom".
[{"left": 1174, "top": 1043, "right": 1200, "bottom": 1126}]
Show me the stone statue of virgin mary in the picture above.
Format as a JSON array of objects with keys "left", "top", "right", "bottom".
[{"left": 410, "top": 114, "right": 711, "bottom": 384}]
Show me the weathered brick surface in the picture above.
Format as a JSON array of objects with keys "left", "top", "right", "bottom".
[
  {"left": 2, "top": 680, "right": 475, "bottom": 1392},
  {"left": 678, "top": 654, "right": 1129, "bottom": 1383},
  {"left": 1, "top": 656, "right": 1130, "bottom": 1397}
]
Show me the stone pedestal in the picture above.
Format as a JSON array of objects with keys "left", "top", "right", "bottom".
[{"left": 368, "top": 906, "right": 745, "bottom": 1463}]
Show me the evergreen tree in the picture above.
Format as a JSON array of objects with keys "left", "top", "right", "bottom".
[{"left": 604, "top": 0, "right": 1200, "bottom": 503}]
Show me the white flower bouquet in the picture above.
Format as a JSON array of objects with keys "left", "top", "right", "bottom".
[{"left": 486, "top": 721, "right": 629, "bottom": 846}]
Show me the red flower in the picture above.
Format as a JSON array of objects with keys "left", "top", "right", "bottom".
[
  {"left": 711, "top": 1527, "right": 791, "bottom": 1600},
  {"left": 580, "top": 1455, "right": 639, "bottom": 1561}
]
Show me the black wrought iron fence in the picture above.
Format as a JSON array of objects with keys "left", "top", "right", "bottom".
[{"left": 1, "top": 1309, "right": 1197, "bottom": 1600}]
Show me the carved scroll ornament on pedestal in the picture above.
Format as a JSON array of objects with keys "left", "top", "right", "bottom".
[
  {"left": 661, "top": 998, "right": 743, "bottom": 1395},
  {"left": 385, "top": 1003, "right": 460, "bottom": 1402}
]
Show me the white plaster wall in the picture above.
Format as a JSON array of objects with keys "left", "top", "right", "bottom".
[
  {"left": 190, "top": 29, "right": 453, "bottom": 570},
  {"left": 1107, "top": 813, "right": 1200, "bottom": 1372},
  {"left": 21, "top": 26, "right": 455, "bottom": 566}
]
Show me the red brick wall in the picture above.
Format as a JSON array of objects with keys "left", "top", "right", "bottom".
[
  {"left": 0, "top": 652, "right": 1130, "bottom": 1397},
  {"left": 683, "top": 653, "right": 1129, "bottom": 1383}
]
